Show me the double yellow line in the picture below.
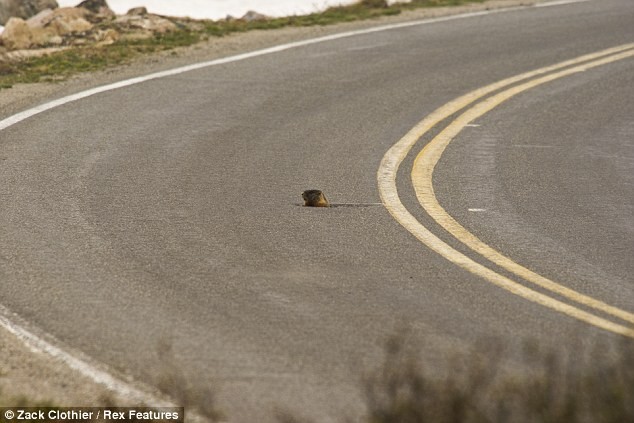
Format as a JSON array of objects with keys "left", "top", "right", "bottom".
[{"left": 378, "top": 43, "right": 634, "bottom": 338}]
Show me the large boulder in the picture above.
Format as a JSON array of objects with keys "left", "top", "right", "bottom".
[
  {"left": 43, "top": 7, "right": 93, "bottom": 35},
  {"left": 76, "top": 0, "right": 111, "bottom": 15},
  {"left": 114, "top": 13, "right": 176, "bottom": 33},
  {"left": 0, "top": 7, "right": 92, "bottom": 49},
  {"left": 76, "top": 0, "right": 114, "bottom": 21},
  {"left": 26, "top": 8, "right": 55, "bottom": 28},
  {"left": 0, "top": 17, "right": 51, "bottom": 49},
  {"left": 126, "top": 6, "right": 147, "bottom": 16},
  {"left": 1, "top": 17, "right": 30, "bottom": 49},
  {"left": 0, "top": 0, "right": 58, "bottom": 25},
  {"left": 241, "top": 10, "right": 268, "bottom": 22}
]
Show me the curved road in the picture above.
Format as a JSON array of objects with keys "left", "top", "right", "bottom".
[{"left": 1, "top": 0, "right": 633, "bottom": 421}]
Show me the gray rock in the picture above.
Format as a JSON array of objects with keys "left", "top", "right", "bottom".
[
  {"left": 241, "top": 10, "right": 268, "bottom": 22},
  {"left": 76, "top": 0, "right": 115, "bottom": 19},
  {"left": 0, "top": 0, "right": 59, "bottom": 26},
  {"left": 76, "top": 0, "right": 108, "bottom": 14},
  {"left": 114, "top": 13, "right": 176, "bottom": 33},
  {"left": 126, "top": 6, "right": 147, "bottom": 16},
  {"left": 26, "top": 8, "right": 54, "bottom": 28}
]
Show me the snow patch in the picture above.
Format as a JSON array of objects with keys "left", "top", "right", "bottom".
[{"left": 56, "top": 0, "right": 359, "bottom": 20}]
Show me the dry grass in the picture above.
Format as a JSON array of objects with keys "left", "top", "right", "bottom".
[
  {"left": 2, "top": 330, "right": 633, "bottom": 423},
  {"left": 360, "top": 333, "right": 634, "bottom": 423},
  {"left": 275, "top": 330, "right": 634, "bottom": 423},
  {"left": 154, "top": 341, "right": 223, "bottom": 422}
]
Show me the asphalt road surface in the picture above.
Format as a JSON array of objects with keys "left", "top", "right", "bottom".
[{"left": 1, "top": 0, "right": 633, "bottom": 421}]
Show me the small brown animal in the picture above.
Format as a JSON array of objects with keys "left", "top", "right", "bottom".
[{"left": 302, "top": 189, "right": 330, "bottom": 207}]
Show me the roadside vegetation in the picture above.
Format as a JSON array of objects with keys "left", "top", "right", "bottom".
[
  {"left": 159, "top": 332, "right": 634, "bottom": 422},
  {"left": 277, "top": 332, "right": 634, "bottom": 423},
  {"left": 2, "top": 331, "right": 633, "bottom": 422},
  {"left": 354, "top": 333, "right": 634, "bottom": 423},
  {"left": 0, "top": 0, "right": 488, "bottom": 90}
]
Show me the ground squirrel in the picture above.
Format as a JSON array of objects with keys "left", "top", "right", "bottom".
[{"left": 302, "top": 189, "right": 330, "bottom": 207}]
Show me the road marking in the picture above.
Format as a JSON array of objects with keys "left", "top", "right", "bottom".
[
  {"left": 347, "top": 43, "right": 390, "bottom": 51},
  {"left": 0, "top": 304, "right": 172, "bottom": 406},
  {"left": 0, "top": 0, "right": 609, "bottom": 401},
  {"left": 0, "top": 0, "right": 592, "bottom": 131},
  {"left": 468, "top": 208, "right": 487, "bottom": 212},
  {"left": 379, "top": 44, "right": 634, "bottom": 338},
  {"left": 511, "top": 144, "right": 557, "bottom": 148},
  {"left": 535, "top": 0, "right": 591, "bottom": 7},
  {"left": 412, "top": 48, "right": 634, "bottom": 326}
]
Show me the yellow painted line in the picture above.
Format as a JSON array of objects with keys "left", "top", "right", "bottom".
[
  {"left": 378, "top": 44, "right": 634, "bottom": 338},
  {"left": 412, "top": 48, "right": 634, "bottom": 327}
]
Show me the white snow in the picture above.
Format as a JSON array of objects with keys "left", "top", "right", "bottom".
[
  {"left": 0, "top": 25, "right": 4, "bottom": 35},
  {"left": 56, "top": 0, "right": 359, "bottom": 20}
]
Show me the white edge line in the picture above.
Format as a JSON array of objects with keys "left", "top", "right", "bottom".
[
  {"left": 0, "top": 0, "right": 592, "bottom": 131},
  {"left": 0, "top": 0, "right": 594, "bottom": 404},
  {"left": 535, "top": 0, "right": 591, "bottom": 7},
  {"left": 0, "top": 305, "right": 171, "bottom": 406}
]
